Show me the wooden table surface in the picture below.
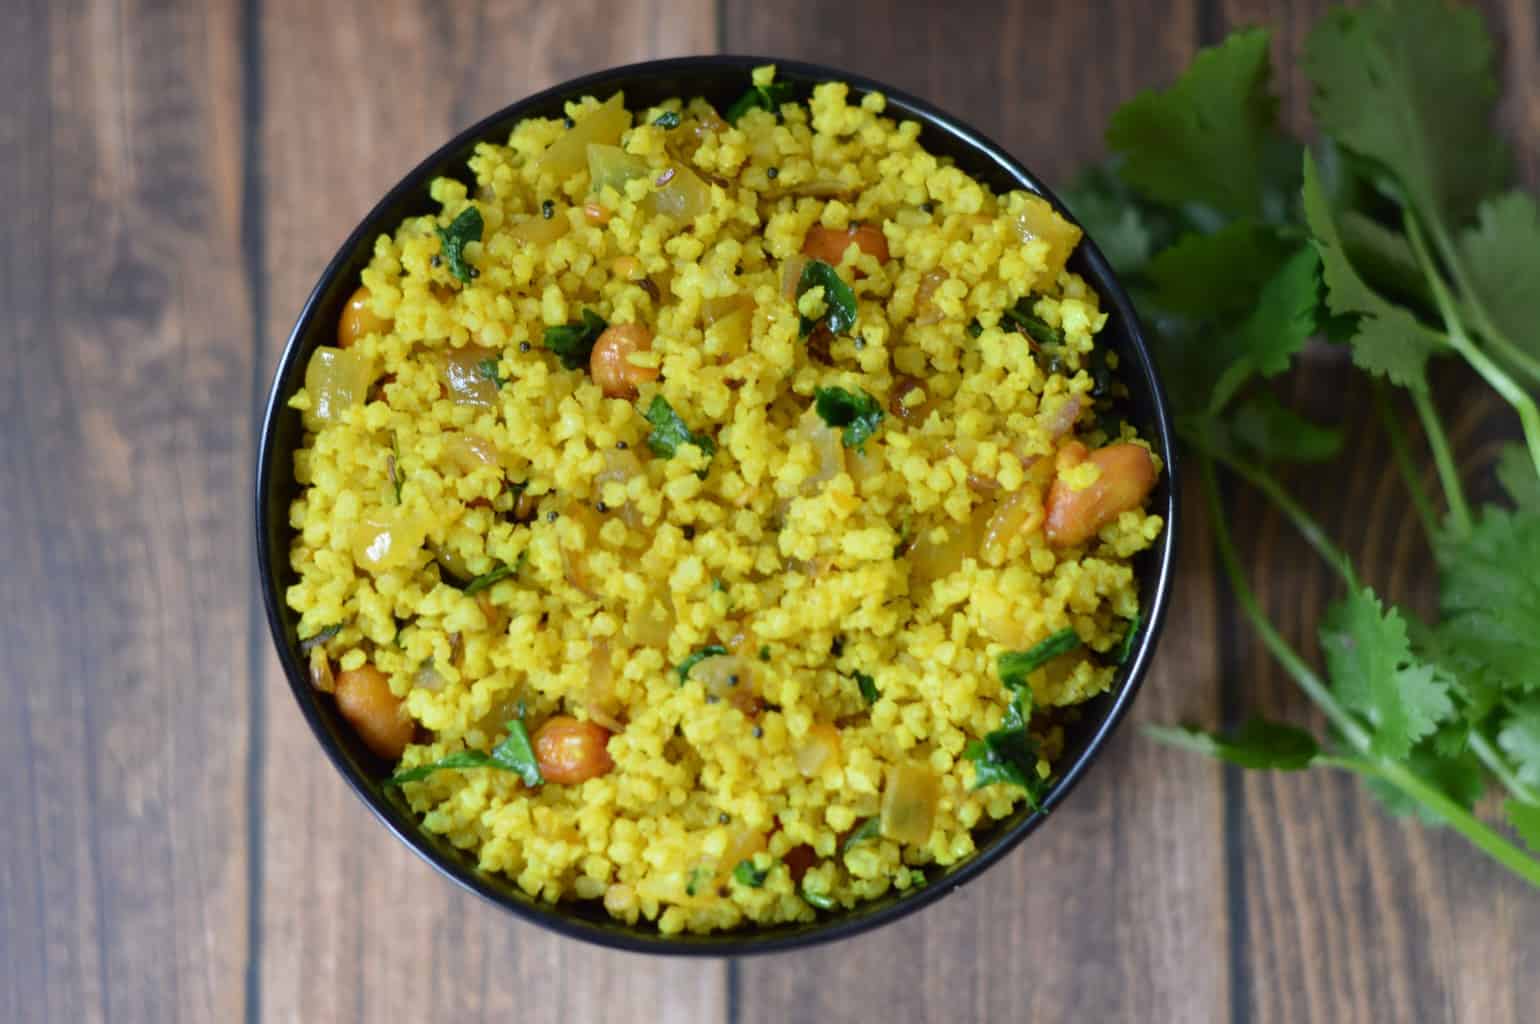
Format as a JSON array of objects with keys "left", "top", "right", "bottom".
[{"left": 5, "top": 1, "right": 1539, "bottom": 1021}]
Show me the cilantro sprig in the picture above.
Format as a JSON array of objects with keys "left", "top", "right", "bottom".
[{"left": 1079, "top": 3, "right": 1540, "bottom": 888}]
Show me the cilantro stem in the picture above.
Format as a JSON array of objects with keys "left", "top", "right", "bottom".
[
  {"left": 1408, "top": 386, "right": 1472, "bottom": 538},
  {"left": 1328, "top": 755, "right": 1540, "bottom": 889},
  {"left": 1423, "top": 213, "right": 1540, "bottom": 392},
  {"left": 1199, "top": 455, "right": 1370, "bottom": 751},
  {"left": 1370, "top": 381, "right": 1441, "bottom": 546},
  {"left": 1209, "top": 450, "right": 1354, "bottom": 582},
  {"left": 1469, "top": 731, "right": 1540, "bottom": 809},
  {"left": 1406, "top": 211, "right": 1540, "bottom": 487}
]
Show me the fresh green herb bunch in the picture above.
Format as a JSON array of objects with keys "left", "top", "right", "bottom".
[{"left": 1066, "top": 0, "right": 1540, "bottom": 883}]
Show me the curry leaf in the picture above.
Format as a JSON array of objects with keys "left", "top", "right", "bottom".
[
  {"left": 677, "top": 644, "right": 728, "bottom": 684},
  {"left": 796, "top": 259, "right": 858, "bottom": 337},
  {"left": 998, "top": 628, "right": 1081, "bottom": 689},
  {"left": 644, "top": 395, "right": 716, "bottom": 471}
]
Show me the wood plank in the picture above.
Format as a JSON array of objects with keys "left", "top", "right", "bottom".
[
  {"left": 253, "top": 3, "right": 722, "bottom": 1022},
  {"left": 1213, "top": 2, "right": 1540, "bottom": 1020},
  {"left": 0, "top": 0, "right": 253, "bottom": 1021},
  {"left": 723, "top": 2, "right": 1233, "bottom": 1020}
]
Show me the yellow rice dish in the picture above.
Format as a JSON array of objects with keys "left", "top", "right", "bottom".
[{"left": 285, "top": 67, "right": 1164, "bottom": 934}]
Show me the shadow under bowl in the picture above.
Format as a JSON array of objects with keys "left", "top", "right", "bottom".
[{"left": 255, "top": 54, "right": 1180, "bottom": 956}]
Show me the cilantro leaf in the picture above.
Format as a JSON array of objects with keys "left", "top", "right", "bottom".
[
  {"left": 1142, "top": 220, "right": 1297, "bottom": 318},
  {"left": 1060, "top": 162, "right": 1162, "bottom": 275},
  {"left": 1437, "top": 506, "right": 1540, "bottom": 700},
  {"left": 1508, "top": 800, "right": 1540, "bottom": 854},
  {"left": 1497, "top": 700, "right": 1540, "bottom": 788},
  {"left": 436, "top": 207, "right": 484, "bottom": 285},
  {"left": 997, "top": 628, "right": 1081, "bottom": 689},
  {"left": 1457, "top": 191, "right": 1540, "bottom": 377},
  {"left": 1207, "top": 245, "right": 1323, "bottom": 412},
  {"left": 732, "top": 859, "right": 769, "bottom": 887},
  {"left": 386, "top": 718, "right": 543, "bottom": 787},
  {"left": 1320, "top": 585, "right": 1454, "bottom": 759},
  {"left": 542, "top": 308, "right": 608, "bottom": 370},
  {"left": 796, "top": 259, "right": 858, "bottom": 338},
  {"left": 842, "top": 816, "right": 880, "bottom": 852},
  {"left": 1497, "top": 443, "right": 1540, "bottom": 512},
  {"left": 643, "top": 395, "right": 716, "bottom": 471},
  {"left": 463, "top": 562, "right": 516, "bottom": 595},
  {"left": 1304, "top": 0, "right": 1507, "bottom": 228},
  {"left": 1227, "top": 391, "right": 1344, "bottom": 464},
  {"left": 1302, "top": 152, "right": 1446, "bottom": 392},
  {"left": 1144, "top": 718, "right": 1321, "bottom": 771},
  {"left": 813, "top": 386, "right": 883, "bottom": 450},
  {"left": 1106, "top": 28, "right": 1281, "bottom": 218},
  {"left": 677, "top": 644, "right": 728, "bottom": 684},
  {"left": 851, "top": 670, "right": 878, "bottom": 704}
]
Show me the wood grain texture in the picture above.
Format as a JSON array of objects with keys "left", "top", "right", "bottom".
[
  {"left": 723, "top": 3, "right": 1233, "bottom": 1020},
  {"left": 1213, "top": 3, "right": 1540, "bottom": 1021},
  {"left": 4, "top": 1, "right": 1540, "bottom": 1021},
  {"left": 252, "top": 3, "right": 722, "bottom": 1022},
  {"left": 0, "top": 1, "right": 253, "bottom": 1022}
]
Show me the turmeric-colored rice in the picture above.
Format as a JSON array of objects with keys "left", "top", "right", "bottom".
[{"left": 285, "top": 66, "right": 1164, "bottom": 934}]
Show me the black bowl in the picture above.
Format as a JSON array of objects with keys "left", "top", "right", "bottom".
[{"left": 256, "top": 54, "right": 1179, "bottom": 955}]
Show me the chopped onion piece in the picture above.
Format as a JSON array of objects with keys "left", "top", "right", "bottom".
[
  {"left": 303, "top": 346, "right": 376, "bottom": 428},
  {"left": 880, "top": 761, "right": 940, "bottom": 845},
  {"left": 796, "top": 723, "right": 842, "bottom": 777},
  {"left": 539, "top": 93, "right": 630, "bottom": 180}
]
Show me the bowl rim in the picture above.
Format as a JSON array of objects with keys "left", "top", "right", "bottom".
[{"left": 256, "top": 52, "right": 1179, "bottom": 956}]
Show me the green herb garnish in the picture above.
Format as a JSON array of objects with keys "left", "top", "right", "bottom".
[
  {"left": 435, "top": 207, "right": 484, "bottom": 285},
  {"left": 542, "top": 308, "right": 608, "bottom": 370},
  {"left": 643, "top": 395, "right": 716, "bottom": 470},
  {"left": 758, "top": 645, "right": 771, "bottom": 662},
  {"left": 842, "top": 816, "right": 880, "bottom": 851},
  {"left": 1071, "top": 2, "right": 1540, "bottom": 886},
  {"left": 685, "top": 866, "right": 710, "bottom": 897},
  {"left": 476, "top": 358, "right": 509, "bottom": 389},
  {"left": 389, "top": 433, "right": 404, "bottom": 504},
  {"left": 724, "top": 80, "right": 797, "bottom": 124},
  {"left": 652, "top": 111, "right": 681, "bottom": 129},
  {"left": 998, "top": 628, "right": 1081, "bottom": 688},
  {"left": 813, "top": 386, "right": 883, "bottom": 451},
  {"left": 903, "top": 868, "right": 927, "bottom": 889},
  {"left": 800, "top": 885, "right": 835, "bottom": 911},
  {"left": 1116, "top": 612, "right": 1141, "bottom": 666},
  {"left": 852, "top": 670, "right": 878, "bottom": 705},
  {"left": 386, "top": 717, "right": 543, "bottom": 787},
  {"left": 462, "top": 563, "right": 516, "bottom": 595},
  {"left": 966, "top": 319, "right": 984, "bottom": 339},
  {"left": 796, "top": 259, "right": 858, "bottom": 338},
  {"left": 1001, "top": 301, "right": 1063, "bottom": 347},
  {"left": 732, "top": 859, "right": 769, "bottom": 887},
  {"left": 677, "top": 644, "right": 728, "bottom": 684},
  {"left": 298, "top": 623, "right": 342, "bottom": 653},
  {"left": 963, "top": 687, "right": 1047, "bottom": 807}
]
